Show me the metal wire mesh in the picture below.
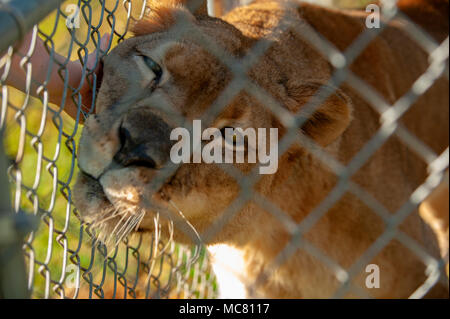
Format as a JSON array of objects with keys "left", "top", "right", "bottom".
[{"left": 0, "top": 0, "right": 448, "bottom": 299}]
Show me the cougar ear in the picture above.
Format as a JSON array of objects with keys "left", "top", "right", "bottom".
[
  {"left": 286, "top": 83, "right": 353, "bottom": 147},
  {"left": 179, "top": 0, "right": 208, "bottom": 16},
  {"left": 131, "top": 0, "right": 207, "bottom": 36}
]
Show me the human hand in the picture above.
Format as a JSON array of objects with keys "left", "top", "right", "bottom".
[
  {"left": 64, "top": 33, "right": 111, "bottom": 120},
  {"left": 3, "top": 30, "right": 111, "bottom": 122}
]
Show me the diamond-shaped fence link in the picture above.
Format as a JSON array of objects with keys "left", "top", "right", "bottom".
[{"left": 0, "top": 0, "right": 448, "bottom": 299}]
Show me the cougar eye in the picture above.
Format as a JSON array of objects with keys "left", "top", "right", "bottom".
[{"left": 140, "top": 55, "right": 162, "bottom": 88}]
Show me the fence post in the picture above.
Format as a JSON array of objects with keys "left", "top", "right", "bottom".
[
  {"left": 0, "top": 0, "right": 64, "bottom": 55},
  {"left": 0, "top": 129, "right": 31, "bottom": 298},
  {"left": 0, "top": 0, "right": 65, "bottom": 299}
]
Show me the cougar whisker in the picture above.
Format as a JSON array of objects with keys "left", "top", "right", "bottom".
[
  {"left": 168, "top": 199, "right": 202, "bottom": 247},
  {"left": 116, "top": 211, "right": 142, "bottom": 244},
  {"left": 134, "top": 210, "right": 146, "bottom": 232},
  {"left": 107, "top": 210, "right": 130, "bottom": 245}
]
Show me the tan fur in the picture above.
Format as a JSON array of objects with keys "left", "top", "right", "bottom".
[
  {"left": 420, "top": 172, "right": 449, "bottom": 264},
  {"left": 73, "top": 0, "right": 449, "bottom": 298}
]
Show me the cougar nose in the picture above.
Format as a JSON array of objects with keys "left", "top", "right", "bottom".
[
  {"left": 112, "top": 109, "right": 173, "bottom": 169},
  {"left": 114, "top": 125, "right": 157, "bottom": 169}
]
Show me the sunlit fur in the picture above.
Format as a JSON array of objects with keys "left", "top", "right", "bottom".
[{"left": 73, "top": 0, "right": 449, "bottom": 298}]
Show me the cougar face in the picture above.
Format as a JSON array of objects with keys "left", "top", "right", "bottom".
[
  {"left": 73, "top": 1, "right": 352, "bottom": 247},
  {"left": 73, "top": 6, "right": 275, "bottom": 244}
]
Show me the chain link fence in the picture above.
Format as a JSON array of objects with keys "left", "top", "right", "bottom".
[{"left": 0, "top": 0, "right": 448, "bottom": 299}]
